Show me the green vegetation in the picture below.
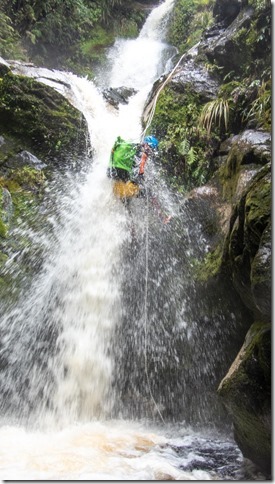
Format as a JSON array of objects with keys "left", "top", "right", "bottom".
[
  {"left": 167, "top": 0, "right": 214, "bottom": 54},
  {"left": 0, "top": 0, "right": 147, "bottom": 75},
  {"left": 199, "top": 98, "right": 229, "bottom": 135},
  {"left": 0, "top": 72, "right": 87, "bottom": 158},
  {"left": 150, "top": 85, "right": 218, "bottom": 190},
  {"left": 0, "top": 11, "right": 27, "bottom": 60},
  {"left": 243, "top": 80, "right": 271, "bottom": 130},
  {"left": 150, "top": 0, "right": 271, "bottom": 194},
  {"left": 192, "top": 244, "right": 222, "bottom": 282}
]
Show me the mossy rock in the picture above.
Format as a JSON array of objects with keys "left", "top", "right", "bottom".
[
  {"left": 0, "top": 72, "right": 88, "bottom": 163},
  {"left": 244, "top": 165, "right": 271, "bottom": 254},
  {"left": 222, "top": 163, "right": 271, "bottom": 319},
  {"left": 0, "top": 217, "right": 7, "bottom": 238},
  {"left": 250, "top": 222, "right": 271, "bottom": 317},
  {"left": 218, "top": 130, "right": 271, "bottom": 203},
  {"left": 218, "top": 322, "right": 271, "bottom": 475},
  {"left": 147, "top": 83, "right": 217, "bottom": 189}
]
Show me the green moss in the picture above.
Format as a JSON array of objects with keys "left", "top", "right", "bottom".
[
  {"left": 0, "top": 217, "right": 7, "bottom": 238},
  {"left": 79, "top": 26, "right": 115, "bottom": 64},
  {"left": 244, "top": 169, "right": 271, "bottom": 254},
  {"left": 0, "top": 72, "right": 87, "bottom": 160},
  {"left": 150, "top": 85, "right": 217, "bottom": 190},
  {"left": 193, "top": 242, "right": 224, "bottom": 282},
  {"left": 167, "top": 0, "right": 214, "bottom": 55},
  {"left": 246, "top": 176, "right": 270, "bottom": 225},
  {"left": 218, "top": 146, "right": 242, "bottom": 201},
  {"left": 10, "top": 166, "right": 45, "bottom": 190}
]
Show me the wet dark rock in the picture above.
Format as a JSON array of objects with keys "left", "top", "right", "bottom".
[
  {"left": 7, "top": 151, "right": 47, "bottom": 170},
  {"left": 142, "top": 52, "right": 220, "bottom": 127},
  {"left": 184, "top": 185, "right": 230, "bottom": 246},
  {"left": 171, "top": 56, "right": 219, "bottom": 102},
  {"left": 224, "top": 163, "right": 271, "bottom": 318},
  {"left": 187, "top": 127, "right": 271, "bottom": 473},
  {"left": 213, "top": 0, "right": 244, "bottom": 26},
  {"left": 0, "top": 71, "right": 88, "bottom": 162},
  {"left": 102, "top": 86, "right": 137, "bottom": 108},
  {"left": 144, "top": 53, "right": 219, "bottom": 123},
  {"left": 0, "top": 57, "right": 10, "bottom": 76},
  {"left": 251, "top": 223, "right": 271, "bottom": 317},
  {"left": 218, "top": 130, "right": 271, "bottom": 203},
  {"left": 165, "top": 436, "right": 243, "bottom": 479},
  {"left": 233, "top": 130, "right": 271, "bottom": 164},
  {"left": 199, "top": 7, "right": 254, "bottom": 74},
  {"left": 218, "top": 323, "right": 271, "bottom": 476}
]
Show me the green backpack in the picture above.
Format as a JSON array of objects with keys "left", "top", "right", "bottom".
[{"left": 110, "top": 137, "right": 137, "bottom": 172}]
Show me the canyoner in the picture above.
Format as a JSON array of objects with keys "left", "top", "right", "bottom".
[{"left": 107, "top": 135, "right": 159, "bottom": 201}]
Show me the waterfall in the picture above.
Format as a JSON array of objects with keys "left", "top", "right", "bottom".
[
  {"left": 0, "top": 0, "right": 178, "bottom": 427},
  {"left": 0, "top": 1, "right": 251, "bottom": 480}
]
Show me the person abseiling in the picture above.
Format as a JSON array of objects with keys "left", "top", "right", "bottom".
[{"left": 107, "top": 135, "right": 159, "bottom": 199}]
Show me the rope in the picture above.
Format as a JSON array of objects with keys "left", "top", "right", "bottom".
[
  {"left": 140, "top": 49, "right": 187, "bottom": 140},
  {"left": 129, "top": 52, "right": 188, "bottom": 420},
  {"left": 143, "top": 182, "right": 165, "bottom": 424},
  {"left": 140, "top": 53, "right": 187, "bottom": 419}
]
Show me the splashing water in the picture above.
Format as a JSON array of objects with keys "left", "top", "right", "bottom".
[{"left": 0, "top": 0, "right": 252, "bottom": 480}]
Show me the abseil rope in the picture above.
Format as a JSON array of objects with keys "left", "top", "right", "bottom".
[
  {"left": 141, "top": 49, "right": 188, "bottom": 140},
  {"left": 143, "top": 182, "right": 165, "bottom": 424},
  {"left": 140, "top": 53, "right": 188, "bottom": 422}
]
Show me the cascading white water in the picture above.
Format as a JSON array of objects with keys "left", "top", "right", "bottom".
[
  {"left": 0, "top": 0, "right": 249, "bottom": 480},
  {"left": 1, "top": 0, "right": 178, "bottom": 426},
  {"left": 39, "top": 0, "right": 178, "bottom": 425}
]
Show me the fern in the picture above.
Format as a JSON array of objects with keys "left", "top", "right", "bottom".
[
  {"left": 179, "top": 139, "right": 197, "bottom": 165},
  {"left": 179, "top": 138, "right": 190, "bottom": 156},
  {"left": 186, "top": 146, "right": 197, "bottom": 166}
]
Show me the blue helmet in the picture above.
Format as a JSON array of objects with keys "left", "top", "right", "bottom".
[{"left": 144, "top": 135, "right": 159, "bottom": 149}]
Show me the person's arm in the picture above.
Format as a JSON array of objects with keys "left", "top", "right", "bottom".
[{"left": 138, "top": 152, "right": 148, "bottom": 175}]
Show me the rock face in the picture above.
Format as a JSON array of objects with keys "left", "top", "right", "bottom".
[
  {"left": 215, "top": 128, "right": 271, "bottom": 476},
  {"left": 213, "top": 0, "right": 245, "bottom": 26},
  {"left": 208, "top": 129, "right": 271, "bottom": 475},
  {"left": 214, "top": 128, "right": 271, "bottom": 319},
  {"left": 148, "top": 0, "right": 271, "bottom": 473},
  {"left": 170, "top": 51, "right": 220, "bottom": 103},
  {"left": 218, "top": 323, "right": 271, "bottom": 475},
  {"left": 0, "top": 63, "right": 88, "bottom": 163},
  {"left": 143, "top": 49, "right": 219, "bottom": 127},
  {"left": 223, "top": 162, "right": 271, "bottom": 319},
  {"left": 0, "top": 61, "right": 89, "bottom": 293},
  {"left": 199, "top": 7, "right": 255, "bottom": 75},
  {"left": 102, "top": 86, "right": 137, "bottom": 108}
]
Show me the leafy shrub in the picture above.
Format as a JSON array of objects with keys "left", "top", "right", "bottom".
[
  {"left": 0, "top": 11, "right": 26, "bottom": 59},
  {"left": 243, "top": 80, "right": 271, "bottom": 130},
  {"left": 150, "top": 86, "right": 218, "bottom": 190},
  {"left": 167, "top": 0, "right": 214, "bottom": 54},
  {"left": 0, "top": 0, "right": 147, "bottom": 71}
]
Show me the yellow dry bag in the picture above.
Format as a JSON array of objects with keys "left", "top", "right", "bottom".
[{"left": 113, "top": 180, "right": 140, "bottom": 199}]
